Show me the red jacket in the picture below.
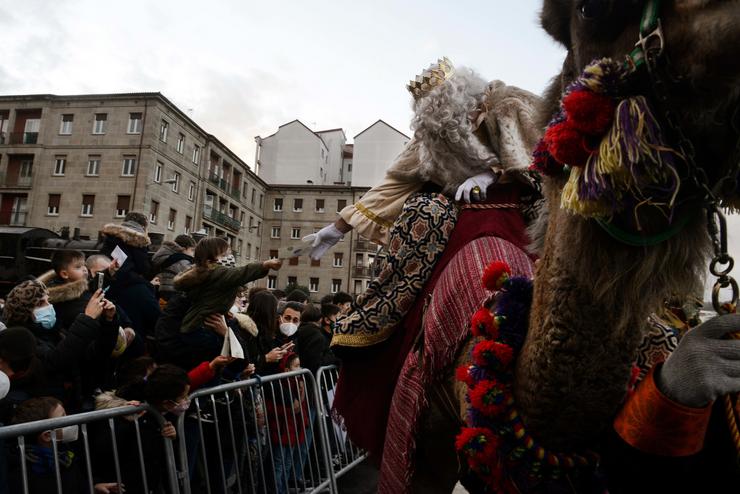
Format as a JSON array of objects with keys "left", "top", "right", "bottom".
[
  {"left": 187, "top": 361, "right": 216, "bottom": 391},
  {"left": 266, "top": 375, "right": 310, "bottom": 446}
]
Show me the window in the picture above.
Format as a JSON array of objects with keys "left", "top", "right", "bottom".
[
  {"left": 176, "top": 133, "right": 185, "bottom": 153},
  {"left": 116, "top": 195, "right": 130, "bottom": 218},
  {"left": 309, "top": 278, "right": 319, "bottom": 293},
  {"left": 337, "top": 199, "right": 347, "bottom": 212},
  {"left": 356, "top": 253, "right": 364, "bottom": 266},
  {"left": 288, "top": 276, "right": 297, "bottom": 286},
  {"left": 315, "top": 199, "right": 325, "bottom": 212},
  {"left": 122, "top": 156, "right": 137, "bottom": 176},
  {"left": 257, "top": 221, "right": 262, "bottom": 236},
  {"left": 86, "top": 155, "right": 100, "bottom": 176},
  {"left": 255, "top": 247, "right": 260, "bottom": 259},
  {"left": 251, "top": 189, "right": 256, "bottom": 205},
  {"left": 93, "top": 113, "right": 107, "bottom": 134},
  {"left": 168, "top": 208, "right": 176, "bottom": 230},
  {"left": 268, "top": 276, "right": 277, "bottom": 289},
  {"left": 188, "top": 181, "right": 195, "bottom": 201},
  {"left": 154, "top": 162, "right": 163, "bottom": 183},
  {"left": 192, "top": 144, "right": 200, "bottom": 164},
  {"left": 127, "top": 112, "right": 142, "bottom": 134},
  {"left": 333, "top": 253, "right": 344, "bottom": 267},
  {"left": 354, "top": 280, "right": 363, "bottom": 294},
  {"left": 243, "top": 182, "right": 249, "bottom": 199},
  {"left": 311, "top": 258, "right": 320, "bottom": 267},
  {"left": 150, "top": 200, "right": 159, "bottom": 224},
  {"left": 271, "top": 226, "right": 280, "bottom": 238},
  {"left": 289, "top": 257, "right": 299, "bottom": 266},
  {"left": 270, "top": 250, "right": 278, "bottom": 259},
  {"left": 185, "top": 215, "right": 192, "bottom": 233},
  {"left": 291, "top": 227, "right": 301, "bottom": 239},
  {"left": 81, "top": 194, "right": 94, "bottom": 216},
  {"left": 293, "top": 198, "right": 303, "bottom": 212},
  {"left": 331, "top": 279, "right": 342, "bottom": 294},
  {"left": 259, "top": 194, "right": 264, "bottom": 208},
  {"left": 20, "top": 160, "right": 32, "bottom": 180},
  {"left": 246, "top": 242, "right": 251, "bottom": 259},
  {"left": 172, "top": 172, "right": 180, "bottom": 193},
  {"left": 53, "top": 156, "right": 66, "bottom": 176},
  {"left": 159, "top": 120, "right": 169, "bottom": 142},
  {"left": 348, "top": 163, "right": 352, "bottom": 172},
  {"left": 59, "top": 114, "right": 73, "bottom": 135},
  {"left": 47, "top": 194, "right": 60, "bottom": 216},
  {"left": 273, "top": 198, "right": 283, "bottom": 212}
]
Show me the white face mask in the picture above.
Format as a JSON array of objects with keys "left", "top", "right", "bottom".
[
  {"left": 0, "top": 371, "right": 9, "bottom": 400},
  {"left": 55, "top": 425, "right": 79, "bottom": 443},
  {"left": 279, "top": 322, "right": 298, "bottom": 337}
]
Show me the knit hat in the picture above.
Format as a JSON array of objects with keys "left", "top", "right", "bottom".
[
  {"left": 0, "top": 327, "right": 37, "bottom": 372},
  {"left": 3, "top": 280, "right": 47, "bottom": 326}
]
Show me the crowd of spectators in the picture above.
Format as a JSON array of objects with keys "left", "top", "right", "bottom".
[{"left": 0, "top": 212, "right": 351, "bottom": 494}]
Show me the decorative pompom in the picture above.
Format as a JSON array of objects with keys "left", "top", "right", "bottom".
[
  {"left": 482, "top": 261, "right": 512, "bottom": 291},
  {"left": 530, "top": 139, "right": 564, "bottom": 177},
  {"left": 472, "top": 340, "right": 515, "bottom": 371},
  {"left": 455, "top": 427, "right": 499, "bottom": 461},
  {"left": 471, "top": 308, "right": 497, "bottom": 339},
  {"left": 470, "top": 380, "right": 509, "bottom": 417},
  {"left": 562, "top": 89, "right": 615, "bottom": 136},
  {"left": 456, "top": 364, "right": 476, "bottom": 386},
  {"left": 544, "top": 121, "right": 591, "bottom": 168}
]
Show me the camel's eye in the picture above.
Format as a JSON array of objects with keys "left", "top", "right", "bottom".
[{"left": 578, "top": 0, "right": 610, "bottom": 20}]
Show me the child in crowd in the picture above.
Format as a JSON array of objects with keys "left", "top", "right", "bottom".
[
  {"left": 151, "top": 234, "right": 196, "bottom": 302},
  {"left": 10, "top": 396, "right": 120, "bottom": 494},
  {"left": 174, "top": 237, "right": 281, "bottom": 334},
  {"left": 267, "top": 353, "right": 310, "bottom": 494}
]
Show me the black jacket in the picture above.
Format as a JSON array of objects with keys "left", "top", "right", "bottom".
[{"left": 295, "top": 322, "right": 340, "bottom": 375}]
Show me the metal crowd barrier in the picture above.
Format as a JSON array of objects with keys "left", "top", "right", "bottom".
[
  {"left": 0, "top": 366, "right": 367, "bottom": 494},
  {"left": 0, "top": 403, "right": 180, "bottom": 494}
]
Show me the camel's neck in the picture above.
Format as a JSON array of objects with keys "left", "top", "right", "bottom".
[{"left": 514, "top": 178, "right": 709, "bottom": 450}]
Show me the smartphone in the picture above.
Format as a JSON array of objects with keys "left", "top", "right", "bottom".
[{"left": 97, "top": 271, "right": 105, "bottom": 291}]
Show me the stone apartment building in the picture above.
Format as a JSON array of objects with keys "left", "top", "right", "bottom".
[{"left": 0, "top": 93, "right": 402, "bottom": 297}]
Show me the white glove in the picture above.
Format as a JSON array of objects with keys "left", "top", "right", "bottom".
[
  {"left": 454, "top": 171, "right": 499, "bottom": 203},
  {"left": 656, "top": 314, "right": 740, "bottom": 407},
  {"left": 303, "top": 224, "right": 344, "bottom": 260}
]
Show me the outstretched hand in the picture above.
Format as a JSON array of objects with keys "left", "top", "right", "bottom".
[
  {"left": 656, "top": 313, "right": 740, "bottom": 407},
  {"left": 303, "top": 223, "right": 345, "bottom": 260}
]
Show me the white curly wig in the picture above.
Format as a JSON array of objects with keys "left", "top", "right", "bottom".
[{"left": 408, "top": 67, "right": 498, "bottom": 193}]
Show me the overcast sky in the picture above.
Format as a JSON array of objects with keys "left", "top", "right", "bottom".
[{"left": 1, "top": 0, "right": 737, "bottom": 301}]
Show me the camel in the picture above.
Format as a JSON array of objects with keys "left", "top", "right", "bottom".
[{"left": 406, "top": 1, "right": 740, "bottom": 492}]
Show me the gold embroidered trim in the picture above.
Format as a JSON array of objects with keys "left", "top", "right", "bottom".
[{"left": 355, "top": 202, "right": 394, "bottom": 229}]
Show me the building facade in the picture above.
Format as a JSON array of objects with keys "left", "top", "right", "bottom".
[{"left": 0, "top": 93, "right": 387, "bottom": 299}]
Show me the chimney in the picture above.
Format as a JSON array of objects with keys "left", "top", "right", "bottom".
[{"left": 73, "top": 228, "right": 80, "bottom": 240}]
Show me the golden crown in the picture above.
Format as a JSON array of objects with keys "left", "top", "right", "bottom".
[{"left": 407, "top": 57, "right": 456, "bottom": 100}]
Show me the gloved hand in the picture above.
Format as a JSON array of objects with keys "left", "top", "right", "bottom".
[
  {"left": 655, "top": 313, "right": 740, "bottom": 408},
  {"left": 454, "top": 171, "right": 499, "bottom": 203},
  {"left": 303, "top": 223, "right": 344, "bottom": 260}
]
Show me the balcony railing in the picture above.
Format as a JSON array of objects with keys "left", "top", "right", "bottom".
[
  {"left": 355, "top": 239, "right": 379, "bottom": 252},
  {"left": 0, "top": 210, "right": 27, "bottom": 226},
  {"left": 0, "top": 174, "right": 32, "bottom": 188},
  {"left": 353, "top": 266, "right": 371, "bottom": 278},
  {"left": 229, "top": 186, "right": 241, "bottom": 200},
  {"left": 7, "top": 132, "right": 39, "bottom": 145},
  {"left": 203, "top": 206, "right": 241, "bottom": 231}
]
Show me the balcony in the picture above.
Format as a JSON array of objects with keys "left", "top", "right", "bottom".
[
  {"left": 353, "top": 266, "right": 371, "bottom": 278},
  {"left": 6, "top": 132, "right": 39, "bottom": 145},
  {"left": 203, "top": 205, "right": 241, "bottom": 231},
  {"left": 0, "top": 173, "right": 32, "bottom": 188},
  {"left": 0, "top": 210, "right": 27, "bottom": 226},
  {"left": 229, "top": 186, "right": 241, "bottom": 201},
  {"left": 355, "top": 239, "right": 379, "bottom": 252}
]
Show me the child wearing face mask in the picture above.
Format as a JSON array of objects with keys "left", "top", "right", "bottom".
[
  {"left": 9, "top": 396, "right": 120, "bottom": 494},
  {"left": 174, "top": 237, "right": 282, "bottom": 334},
  {"left": 91, "top": 363, "right": 195, "bottom": 494}
]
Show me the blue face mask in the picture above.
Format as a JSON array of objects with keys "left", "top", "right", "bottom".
[{"left": 33, "top": 305, "right": 57, "bottom": 330}]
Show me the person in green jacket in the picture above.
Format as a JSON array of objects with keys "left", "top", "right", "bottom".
[{"left": 174, "top": 237, "right": 282, "bottom": 333}]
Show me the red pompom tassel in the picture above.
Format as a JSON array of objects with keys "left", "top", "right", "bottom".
[
  {"left": 544, "top": 121, "right": 591, "bottom": 168},
  {"left": 455, "top": 427, "right": 499, "bottom": 461},
  {"left": 456, "top": 364, "right": 476, "bottom": 386},
  {"left": 562, "top": 89, "right": 615, "bottom": 136},
  {"left": 471, "top": 308, "right": 497, "bottom": 339},
  {"left": 530, "top": 139, "right": 564, "bottom": 176},
  {"left": 472, "top": 340, "right": 515, "bottom": 371},
  {"left": 470, "top": 380, "right": 509, "bottom": 417},
  {"left": 482, "top": 261, "right": 511, "bottom": 291}
]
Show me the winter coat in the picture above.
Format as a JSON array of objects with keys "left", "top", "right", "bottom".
[
  {"left": 173, "top": 263, "right": 269, "bottom": 334},
  {"left": 151, "top": 241, "right": 194, "bottom": 296},
  {"left": 100, "top": 222, "right": 152, "bottom": 278},
  {"left": 266, "top": 375, "right": 310, "bottom": 446},
  {"left": 295, "top": 322, "right": 340, "bottom": 375},
  {"left": 106, "top": 268, "right": 162, "bottom": 338},
  {"left": 6, "top": 443, "right": 84, "bottom": 494}
]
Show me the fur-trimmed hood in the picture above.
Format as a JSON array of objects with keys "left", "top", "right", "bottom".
[
  {"left": 95, "top": 390, "right": 129, "bottom": 410},
  {"left": 152, "top": 240, "right": 183, "bottom": 265},
  {"left": 37, "top": 270, "right": 88, "bottom": 304},
  {"left": 233, "top": 313, "right": 258, "bottom": 337},
  {"left": 101, "top": 222, "right": 151, "bottom": 248}
]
